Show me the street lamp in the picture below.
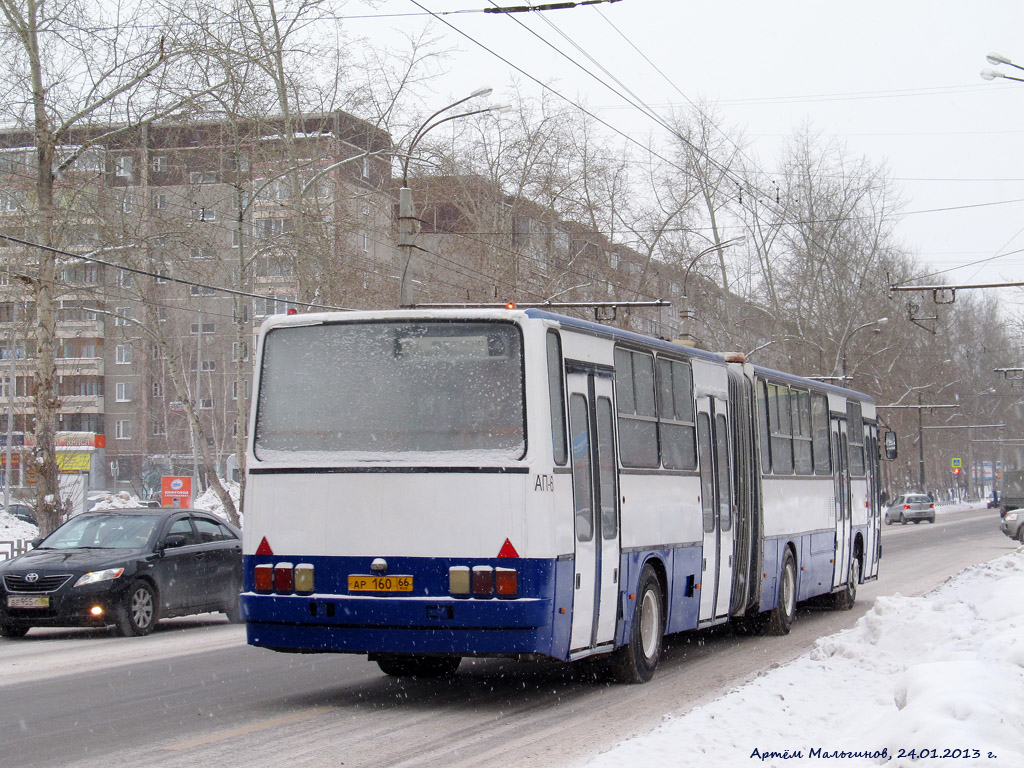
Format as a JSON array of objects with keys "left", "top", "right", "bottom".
[
  {"left": 981, "top": 52, "right": 1024, "bottom": 83},
  {"left": 838, "top": 316, "right": 888, "bottom": 378},
  {"left": 398, "top": 88, "right": 509, "bottom": 307},
  {"left": 678, "top": 237, "right": 744, "bottom": 342}
]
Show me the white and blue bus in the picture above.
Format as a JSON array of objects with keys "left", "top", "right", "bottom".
[{"left": 241, "top": 309, "right": 886, "bottom": 682}]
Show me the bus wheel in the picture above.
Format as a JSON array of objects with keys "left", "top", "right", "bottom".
[
  {"left": 610, "top": 564, "right": 664, "bottom": 684},
  {"left": 373, "top": 654, "right": 461, "bottom": 678},
  {"left": 832, "top": 554, "right": 860, "bottom": 611},
  {"left": 765, "top": 549, "right": 796, "bottom": 635}
]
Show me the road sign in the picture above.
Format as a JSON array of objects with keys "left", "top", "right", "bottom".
[{"left": 952, "top": 457, "right": 962, "bottom": 468}]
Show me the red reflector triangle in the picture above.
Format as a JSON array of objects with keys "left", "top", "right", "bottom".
[
  {"left": 255, "top": 536, "right": 274, "bottom": 556},
  {"left": 498, "top": 538, "right": 519, "bottom": 558}
]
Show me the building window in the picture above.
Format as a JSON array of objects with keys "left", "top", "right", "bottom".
[
  {"left": 115, "top": 156, "right": 133, "bottom": 179},
  {"left": 189, "top": 171, "right": 219, "bottom": 185},
  {"left": 189, "top": 322, "right": 216, "bottom": 335},
  {"left": 120, "top": 192, "right": 133, "bottom": 213},
  {"left": 151, "top": 420, "right": 166, "bottom": 436},
  {"left": 232, "top": 342, "right": 249, "bottom": 362},
  {"left": 152, "top": 379, "right": 164, "bottom": 398},
  {"left": 118, "top": 269, "right": 133, "bottom": 289},
  {"left": 199, "top": 398, "right": 213, "bottom": 410},
  {"left": 115, "top": 420, "right": 132, "bottom": 440},
  {"left": 114, "top": 306, "right": 132, "bottom": 325},
  {"left": 198, "top": 360, "right": 216, "bottom": 372},
  {"left": 231, "top": 379, "right": 250, "bottom": 400},
  {"left": 362, "top": 157, "right": 370, "bottom": 178},
  {"left": 362, "top": 232, "right": 369, "bottom": 252},
  {"left": 191, "top": 207, "right": 216, "bottom": 222},
  {"left": 153, "top": 193, "right": 168, "bottom": 210},
  {"left": 189, "top": 247, "right": 215, "bottom": 260},
  {"left": 152, "top": 156, "right": 165, "bottom": 173},
  {"left": 115, "top": 381, "right": 132, "bottom": 402},
  {"left": 189, "top": 285, "right": 216, "bottom": 297},
  {"left": 115, "top": 344, "right": 132, "bottom": 365}
]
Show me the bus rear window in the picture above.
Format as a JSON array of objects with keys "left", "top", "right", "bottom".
[{"left": 254, "top": 321, "right": 525, "bottom": 461}]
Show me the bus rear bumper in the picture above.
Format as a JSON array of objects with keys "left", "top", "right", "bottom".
[{"left": 242, "top": 593, "right": 560, "bottom": 657}]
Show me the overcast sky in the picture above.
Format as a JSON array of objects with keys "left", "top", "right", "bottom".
[{"left": 347, "top": 0, "right": 1024, "bottom": 310}]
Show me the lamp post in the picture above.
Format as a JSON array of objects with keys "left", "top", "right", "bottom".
[
  {"left": 981, "top": 52, "right": 1024, "bottom": 83},
  {"left": 678, "top": 237, "right": 744, "bottom": 343},
  {"left": 838, "top": 316, "right": 888, "bottom": 379},
  {"left": 398, "top": 89, "right": 508, "bottom": 307}
]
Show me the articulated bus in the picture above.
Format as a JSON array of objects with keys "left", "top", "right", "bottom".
[{"left": 241, "top": 309, "right": 887, "bottom": 682}]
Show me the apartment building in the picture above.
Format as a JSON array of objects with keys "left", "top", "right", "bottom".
[{"left": 0, "top": 111, "right": 394, "bottom": 493}]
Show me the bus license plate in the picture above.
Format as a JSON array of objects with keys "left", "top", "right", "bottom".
[
  {"left": 348, "top": 575, "right": 413, "bottom": 593},
  {"left": 8, "top": 595, "right": 49, "bottom": 609}
]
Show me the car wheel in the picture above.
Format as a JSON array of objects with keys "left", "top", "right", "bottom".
[
  {"left": 223, "top": 595, "right": 242, "bottom": 623},
  {"left": 884, "top": 515, "right": 892, "bottom": 525},
  {"left": 374, "top": 654, "right": 461, "bottom": 678},
  {"left": 115, "top": 580, "right": 158, "bottom": 637},
  {"left": 610, "top": 563, "right": 665, "bottom": 683},
  {"left": 1018, "top": 527, "right": 1024, "bottom": 544},
  {"left": 900, "top": 513, "right": 907, "bottom": 525},
  {"left": 765, "top": 548, "right": 797, "bottom": 635},
  {"left": 913, "top": 519, "right": 921, "bottom": 524},
  {"left": 833, "top": 554, "right": 860, "bottom": 611},
  {"left": 0, "top": 623, "right": 29, "bottom": 638}
]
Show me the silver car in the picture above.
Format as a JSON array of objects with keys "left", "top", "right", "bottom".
[
  {"left": 884, "top": 493, "right": 935, "bottom": 525},
  {"left": 999, "top": 510, "right": 1024, "bottom": 543}
]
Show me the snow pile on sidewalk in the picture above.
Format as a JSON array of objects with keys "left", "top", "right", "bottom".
[
  {"left": 194, "top": 481, "right": 241, "bottom": 523},
  {"left": 0, "top": 512, "right": 37, "bottom": 540},
  {"left": 588, "top": 551, "right": 1024, "bottom": 767},
  {"left": 89, "top": 490, "right": 145, "bottom": 511}
]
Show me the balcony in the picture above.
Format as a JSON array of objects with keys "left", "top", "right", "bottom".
[
  {"left": 56, "top": 357, "right": 104, "bottom": 376},
  {"left": 57, "top": 319, "right": 105, "bottom": 338}
]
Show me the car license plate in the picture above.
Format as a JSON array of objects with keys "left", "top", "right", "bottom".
[
  {"left": 8, "top": 595, "right": 49, "bottom": 609},
  {"left": 348, "top": 575, "right": 413, "bottom": 593}
]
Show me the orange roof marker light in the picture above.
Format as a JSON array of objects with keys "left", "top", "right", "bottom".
[{"left": 505, "top": 301, "right": 517, "bottom": 310}]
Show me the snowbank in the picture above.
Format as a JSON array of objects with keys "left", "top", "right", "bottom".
[
  {"left": 0, "top": 512, "right": 37, "bottom": 541},
  {"left": 588, "top": 549, "right": 1024, "bottom": 768},
  {"left": 193, "top": 481, "right": 242, "bottom": 524}
]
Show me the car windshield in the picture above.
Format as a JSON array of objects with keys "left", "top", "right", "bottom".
[{"left": 39, "top": 513, "right": 162, "bottom": 550}]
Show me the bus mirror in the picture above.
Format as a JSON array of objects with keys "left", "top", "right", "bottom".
[{"left": 883, "top": 431, "right": 898, "bottom": 460}]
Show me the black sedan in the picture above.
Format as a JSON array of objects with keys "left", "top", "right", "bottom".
[{"left": 0, "top": 508, "right": 241, "bottom": 638}]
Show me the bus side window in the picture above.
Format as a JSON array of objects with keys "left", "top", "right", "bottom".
[
  {"left": 614, "top": 348, "right": 658, "bottom": 468},
  {"left": 757, "top": 379, "right": 771, "bottom": 474},
  {"left": 547, "top": 331, "right": 568, "bottom": 465},
  {"left": 811, "top": 392, "right": 831, "bottom": 474},
  {"left": 793, "top": 390, "right": 813, "bottom": 474},
  {"left": 657, "top": 358, "right": 697, "bottom": 470},
  {"left": 769, "top": 384, "right": 794, "bottom": 474}
]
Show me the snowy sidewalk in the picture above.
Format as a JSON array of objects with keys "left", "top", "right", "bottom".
[{"left": 587, "top": 549, "right": 1024, "bottom": 768}]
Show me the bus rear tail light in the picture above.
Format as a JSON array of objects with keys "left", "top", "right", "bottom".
[
  {"left": 254, "top": 564, "right": 274, "bottom": 593},
  {"left": 472, "top": 566, "right": 493, "bottom": 596},
  {"left": 274, "top": 562, "right": 295, "bottom": 594},
  {"left": 495, "top": 567, "right": 517, "bottom": 597},
  {"left": 294, "top": 564, "right": 315, "bottom": 594},
  {"left": 449, "top": 566, "right": 470, "bottom": 596}
]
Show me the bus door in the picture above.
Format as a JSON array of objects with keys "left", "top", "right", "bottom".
[
  {"left": 567, "top": 368, "right": 620, "bottom": 652},
  {"left": 831, "top": 418, "right": 852, "bottom": 589},
  {"left": 697, "top": 396, "right": 734, "bottom": 622},
  {"left": 864, "top": 424, "right": 880, "bottom": 579}
]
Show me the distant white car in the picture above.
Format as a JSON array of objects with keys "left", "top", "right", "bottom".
[{"left": 884, "top": 493, "right": 935, "bottom": 525}]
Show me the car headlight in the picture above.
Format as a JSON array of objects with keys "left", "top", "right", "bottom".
[
  {"left": 73, "top": 567, "right": 125, "bottom": 587},
  {"left": 1007, "top": 513, "right": 1019, "bottom": 522}
]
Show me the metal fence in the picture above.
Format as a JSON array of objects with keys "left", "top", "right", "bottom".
[{"left": 0, "top": 539, "right": 31, "bottom": 562}]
